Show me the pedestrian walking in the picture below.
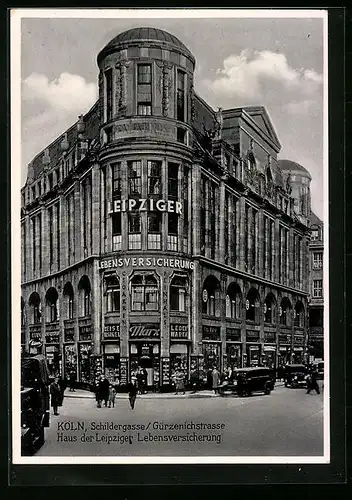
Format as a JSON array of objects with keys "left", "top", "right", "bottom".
[
  {"left": 49, "top": 377, "right": 62, "bottom": 416},
  {"left": 108, "top": 384, "right": 116, "bottom": 408},
  {"left": 68, "top": 370, "right": 76, "bottom": 392},
  {"left": 306, "top": 370, "right": 320, "bottom": 394},
  {"left": 174, "top": 368, "right": 185, "bottom": 395},
  {"left": 189, "top": 369, "right": 199, "bottom": 394},
  {"left": 101, "top": 376, "right": 110, "bottom": 407},
  {"left": 128, "top": 376, "right": 138, "bottom": 410},
  {"left": 95, "top": 376, "right": 103, "bottom": 408},
  {"left": 136, "top": 367, "right": 145, "bottom": 395},
  {"left": 212, "top": 366, "right": 220, "bottom": 394}
]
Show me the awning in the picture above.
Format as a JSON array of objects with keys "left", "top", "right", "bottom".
[
  {"left": 294, "top": 347, "right": 304, "bottom": 351},
  {"left": 170, "top": 344, "right": 188, "bottom": 354},
  {"left": 263, "top": 346, "right": 276, "bottom": 352},
  {"left": 104, "top": 344, "right": 120, "bottom": 354}
]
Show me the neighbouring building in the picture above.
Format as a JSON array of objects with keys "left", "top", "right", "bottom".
[{"left": 20, "top": 27, "right": 312, "bottom": 389}]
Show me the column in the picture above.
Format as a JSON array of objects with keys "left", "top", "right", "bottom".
[
  {"left": 91, "top": 164, "right": 100, "bottom": 255},
  {"left": 121, "top": 161, "right": 128, "bottom": 252},
  {"left": 258, "top": 210, "right": 264, "bottom": 277},
  {"left": 191, "top": 260, "right": 202, "bottom": 355},
  {"left": 248, "top": 207, "right": 253, "bottom": 273},
  {"left": 178, "top": 163, "right": 184, "bottom": 254},
  {"left": 52, "top": 203, "right": 58, "bottom": 273},
  {"left": 119, "top": 271, "right": 129, "bottom": 357},
  {"left": 218, "top": 181, "right": 226, "bottom": 263},
  {"left": 191, "top": 164, "right": 202, "bottom": 255},
  {"left": 73, "top": 180, "right": 82, "bottom": 262},
  {"left": 91, "top": 262, "right": 101, "bottom": 356},
  {"left": 239, "top": 197, "right": 246, "bottom": 272},
  {"left": 60, "top": 196, "right": 68, "bottom": 269},
  {"left": 204, "top": 180, "right": 210, "bottom": 259},
  {"left": 274, "top": 219, "right": 280, "bottom": 283},
  {"left": 162, "top": 158, "right": 168, "bottom": 251},
  {"left": 288, "top": 228, "right": 294, "bottom": 288},
  {"left": 228, "top": 196, "right": 233, "bottom": 267},
  {"left": 25, "top": 216, "right": 32, "bottom": 281},
  {"left": 105, "top": 167, "right": 112, "bottom": 253},
  {"left": 100, "top": 166, "right": 106, "bottom": 254},
  {"left": 160, "top": 272, "right": 170, "bottom": 357}
]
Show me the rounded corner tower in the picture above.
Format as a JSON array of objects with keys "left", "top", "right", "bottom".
[{"left": 96, "top": 27, "right": 196, "bottom": 149}]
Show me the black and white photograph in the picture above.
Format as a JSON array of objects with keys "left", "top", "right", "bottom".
[{"left": 11, "top": 8, "right": 329, "bottom": 464}]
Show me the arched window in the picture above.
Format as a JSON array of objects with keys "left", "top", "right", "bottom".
[
  {"left": 264, "top": 293, "right": 277, "bottom": 324},
  {"left": 63, "top": 282, "right": 74, "bottom": 319},
  {"left": 294, "top": 301, "right": 305, "bottom": 328},
  {"left": 170, "top": 276, "right": 188, "bottom": 312},
  {"left": 104, "top": 274, "right": 120, "bottom": 313},
  {"left": 226, "top": 283, "right": 242, "bottom": 319},
  {"left": 45, "top": 287, "right": 59, "bottom": 323},
  {"left": 28, "top": 292, "right": 41, "bottom": 324},
  {"left": 131, "top": 274, "right": 159, "bottom": 311},
  {"left": 78, "top": 275, "right": 91, "bottom": 317},
  {"left": 246, "top": 288, "right": 260, "bottom": 322},
  {"left": 202, "top": 275, "right": 221, "bottom": 317},
  {"left": 280, "top": 297, "right": 292, "bottom": 326}
]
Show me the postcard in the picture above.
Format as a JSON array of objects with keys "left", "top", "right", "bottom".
[{"left": 11, "top": 8, "right": 330, "bottom": 466}]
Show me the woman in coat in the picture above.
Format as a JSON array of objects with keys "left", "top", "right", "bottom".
[
  {"left": 174, "top": 369, "right": 185, "bottom": 395},
  {"left": 49, "top": 377, "right": 62, "bottom": 415},
  {"left": 212, "top": 367, "right": 220, "bottom": 394}
]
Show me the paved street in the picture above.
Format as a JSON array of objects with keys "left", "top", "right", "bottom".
[{"left": 36, "top": 385, "right": 324, "bottom": 457}]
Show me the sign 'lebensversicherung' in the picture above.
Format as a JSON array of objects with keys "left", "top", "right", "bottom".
[{"left": 98, "top": 256, "right": 195, "bottom": 271}]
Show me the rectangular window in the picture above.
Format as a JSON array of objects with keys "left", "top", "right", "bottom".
[
  {"left": 105, "top": 68, "right": 113, "bottom": 122},
  {"left": 112, "top": 212, "right": 122, "bottom": 251},
  {"left": 244, "top": 204, "right": 249, "bottom": 267},
  {"left": 200, "top": 176, "right": 206, "bottom": 255},
  {"left": 137, "top": 64, "right": 152, "bottom": 115},
  {"left": 168, "top": 212, "right": 178, "bottom": 251},
  {"left": 21, "top": 222, "right": 26, "bottom": 278},
  {"left": 168, "top": 163, "right": 178, "bottom": 198},
  {"left": 148, "top": 213, "right": 162, "bottom": 250},
  {"left": 112, "top": 163, "right": 122, "bottom": 197},
  {"left": 183, "top": 167, "right": 189, "bottom": 253},
  {"left": 231, "top": 198, "right": 238, "bottom": 268},
  {"left": 107, "top": 289, "right": 120, "bottom": 313},
  {"left": 128, "top": 213, "right": 141, "bottom": 250},
  {"left": 38, "top": 213, "right": 42, "bottom": 271},
  {"left": 313, "top": 252, "right": 323, "bottom": 269},
  {"left": 209, "top": 183, "right": 216, "bottom": 260},
  {"left": 31, "top": 185, "right": 36, "bottom": 201},
  {"left": 37, "top": 181, "right": 41, "bottom": 198},
  {"left": 313, "top": 279, "right": 323, "bottom": 298},
  {"left": 177, "top": 127, "right": 186, "bottom": 143},
  {"left": 128, "top": 161, "right": 142, "bottom": 196},
  {"left": 251, "top": 208, "right": 257, "bottom": 273},
  {"left": 47, "top": 173, "right": 53, "bottom": 191},
  {"left": 177, "top": 70, "right": 186, "bottom": 122},
  {"left": 148, "top": 161, "right": 162, "bottom": 195},
  {"left": 224, "top": 193, "right": 229, "bottom": 264},
  {"left": 297, "top": 235, "right": 302, "bottom": 285}
]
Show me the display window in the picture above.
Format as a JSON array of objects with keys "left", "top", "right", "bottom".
[
  {"left": 78, "top": 343, "right": 92, "bottom": 383},
  {"left": 103, "top": 345, "right": 120, "bottom": 384},
  {"left": 262, "top": 348, "right": 276, "bottom": 368},
  {"left": 246, "top": 344, "right": 261, "bottom": 367},
  {"left": 45, "top": 345, "right": 60, "bottom": 377},
  {"left": 202, "top": 342, "right": 221, "bottom": 372},
  {"left": 130, "top": 343, "right": 160, "bottom": 388},
  {"left": 225, "top": 343, "right": 242, "bottom": 371},
  {"left": 63, "top": 344, "right": 77, "bottom": 379},
  {"left": 170, "top": 344, "right": 189, "bottom": 382}
]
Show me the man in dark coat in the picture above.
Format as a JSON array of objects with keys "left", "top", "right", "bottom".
[
  {"left": 128, "top": 376, "right": 138, "bottom": 410},
  {"left": 306, "top": 370, "right": 320, "bottom": 394},
  {"left": 49, "top": 377, "right": 62, "bottom": 415},
  {"left": 69, "top": 370, "right": 76, "bottom": 392},
  {"left": 101, "top": 377, "right": 110, "bottom": 407}
]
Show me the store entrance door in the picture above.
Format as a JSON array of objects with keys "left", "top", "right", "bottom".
[{"left": 130, "top": 343, "right": 160, "bottom": 389}]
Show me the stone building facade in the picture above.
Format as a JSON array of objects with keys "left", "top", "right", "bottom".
[{"left": 20, "top": 27, "right": 311, "bottom": 389}]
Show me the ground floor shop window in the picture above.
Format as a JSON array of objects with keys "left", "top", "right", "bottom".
[
  {"left": 78, "top": 343, "right": 92, "bottom": 383},
  {"left": 246, "top": 344, "right": 261, "bottom": 367},
  {"left": 130, "top": 343, "right": 160, "bottom": 388},
  {"left": 63, "top": 344, "right": 77, "bottom": 379},
  {"left": 103, "top": 345, "right": 120, "bottom": 384},
  {"left": 292, "top": 349, "right": 304, "bottom": 364},
  {"left": 278, "top": 348, "right": 291, "bottom": 367},
  {"left": 202, "top": 342, "right": 221, "bottom": 372},
  {"left": 224, "top": 343, "right": 242, "bottom": 372},
  {"left": 170, "top": 344, "right": 189, "bottom": 383},
  {"left": 262, "top": 347, "right": 276, "bottom": 369},
  {"left": 45, "top": 345, "right": 61, "bottom": 377}
]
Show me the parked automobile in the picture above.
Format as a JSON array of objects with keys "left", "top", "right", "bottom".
[
  {"left": 313, "top": 361, "right": 324, "bottom": 380},
  {"left": 21, "top": 354, "right": 50, "bottom": 456},
  {"left": 284, "top": 364, "right": 307, "bottom": 388},
  {"left": 218, "top": 367, "right": 276, "bottom": 396}
]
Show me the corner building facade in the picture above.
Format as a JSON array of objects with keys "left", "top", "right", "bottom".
[{"left": 20, "top": 28, "right": 311, "bottom": 389}]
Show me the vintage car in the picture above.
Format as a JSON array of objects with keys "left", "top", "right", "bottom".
[
  {"left": 21, "top": 354, "right": 50, "bottom": 456},
  {"left": 218, "top": 367, "right": 276, "bottom": 396},
  {"left": 284, "top": 364, "right": 307, "bottom": 388}
]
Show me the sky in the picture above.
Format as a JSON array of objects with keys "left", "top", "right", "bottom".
[{"left": 19, "top": 11, "right": 325, "bottom": 219}]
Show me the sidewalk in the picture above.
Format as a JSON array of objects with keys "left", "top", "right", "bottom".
[{"left": 64, "top": 382, "right": 285, "bottom": 400}]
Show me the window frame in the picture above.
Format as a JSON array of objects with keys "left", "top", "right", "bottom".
[{"left": 130, "top": 274, "right": 159, "bottom": 312}]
